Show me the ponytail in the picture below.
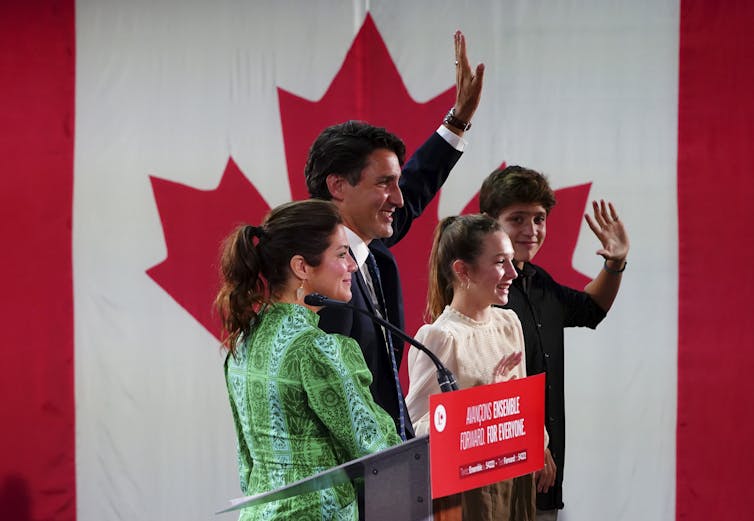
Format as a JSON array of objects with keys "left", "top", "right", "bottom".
[
  {"left": 426, "top": 217, "right": 459, "bottom": 322},
  {"left": 214, "top": 225, "right": 267, "bottom": 355}
]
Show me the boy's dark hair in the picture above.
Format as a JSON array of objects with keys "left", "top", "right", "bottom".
[{"left": 479, "top": 165, "right": 557, "bottom": 217}]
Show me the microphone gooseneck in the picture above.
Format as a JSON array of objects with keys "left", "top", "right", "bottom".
[{"left": 305, "top": 293, "right": 458, "bottom": 392}]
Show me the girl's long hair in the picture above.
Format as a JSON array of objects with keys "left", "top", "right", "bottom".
[{"left": 426, "top": 214, "right": 501, "bottom": 322}]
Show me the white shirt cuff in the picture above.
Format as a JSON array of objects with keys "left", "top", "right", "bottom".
[{"left": 436, "top": 124, "right": 467, "bottom": 152}]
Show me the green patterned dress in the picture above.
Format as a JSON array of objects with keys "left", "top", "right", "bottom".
[{"left": 225, "top": 303, "right": 401, "bottom": 520}]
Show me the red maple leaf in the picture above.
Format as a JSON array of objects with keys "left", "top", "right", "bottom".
[
  {"left": 147, "top": 14, "right": 592, "bottom": 384},
  {"left": 146, "top": 158, "right": 270, "bottom": 338},
  {"left": 533, "top": 183, "right": 593, "bottom": 290},
  {"left": 278, "top": 14, "right": 455, "bottom": 201}
]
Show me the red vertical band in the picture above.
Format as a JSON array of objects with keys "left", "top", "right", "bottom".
[
  {"left": 0, "top": 1, "right": 76, "bottom": 520},
  {"left": 677, "top": 1, "right": 754, "bottom": 518}
]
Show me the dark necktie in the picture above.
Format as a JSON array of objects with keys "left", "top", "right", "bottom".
[{"left": 365, "top": 251, "right": 408, "bottom": 441}]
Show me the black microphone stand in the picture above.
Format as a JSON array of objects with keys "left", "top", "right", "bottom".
[{"left": 304, "top": 293, "right": 458, "bottom": 392}]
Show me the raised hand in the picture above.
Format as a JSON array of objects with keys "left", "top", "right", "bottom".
[
  {"left": 452, "top": 30, "right": 485, "bottom": 125},
  {"left": 584, "top": 200, "right": 629, "bottom": 262}
]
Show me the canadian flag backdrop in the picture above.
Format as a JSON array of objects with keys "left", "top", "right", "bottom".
[{"left": 2, "top": 1, "right": 753, "bottom": 520}]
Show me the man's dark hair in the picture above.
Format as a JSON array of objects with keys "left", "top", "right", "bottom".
[
  {"left": 305, "top": 120, "right": 407, "bottom": 200},
  {"left": 479, "top": 165, "right": 557, "bottom": 217}
]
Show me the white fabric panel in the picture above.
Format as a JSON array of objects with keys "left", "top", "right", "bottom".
[{"left": 74, "top": 1, "right": 678, "bottom": 519}]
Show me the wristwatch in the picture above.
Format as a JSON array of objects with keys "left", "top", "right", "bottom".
[{"left": 443, "top": 108, "right": 472, "bottom": 131}]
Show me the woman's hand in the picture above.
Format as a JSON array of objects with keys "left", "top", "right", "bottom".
[{"left": 492, "top": 351, "right": 523, "bottom": 382}]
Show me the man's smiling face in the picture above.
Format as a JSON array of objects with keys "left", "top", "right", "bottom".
[{"left": 331, "top": 148, "right": 404, "bottom": 244}]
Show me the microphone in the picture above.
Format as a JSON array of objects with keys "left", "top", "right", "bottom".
[{"left": 304, "top": 293, "right": 458, "bottom": 392}]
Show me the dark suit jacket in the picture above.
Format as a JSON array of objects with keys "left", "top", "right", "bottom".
[{"left": 317, "top": 132, "right": 463, "bottom": 438}]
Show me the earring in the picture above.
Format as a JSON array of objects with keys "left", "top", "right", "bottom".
[
  {"left": 455, "top": 272, "right": 467, "bottom": 291},
  {"left": 296, "top": 281, "right": 304, "bottom": 301}
]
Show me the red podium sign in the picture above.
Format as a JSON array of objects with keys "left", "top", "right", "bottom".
[{"left": 428, "top": 374, "right": 545, "bottom": 498}]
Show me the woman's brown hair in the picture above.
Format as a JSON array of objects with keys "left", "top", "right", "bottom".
[{"left": 214, "top": 199, "right": 342, "bottom": 355}]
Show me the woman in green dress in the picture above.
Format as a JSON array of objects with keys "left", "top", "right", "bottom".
[{"left": 215, "top": 200, "right": 401, "bottom": 520}]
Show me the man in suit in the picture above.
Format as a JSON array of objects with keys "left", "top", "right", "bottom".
[{"left": 304, "top": 31, "right": 483, "bottom": 440}]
